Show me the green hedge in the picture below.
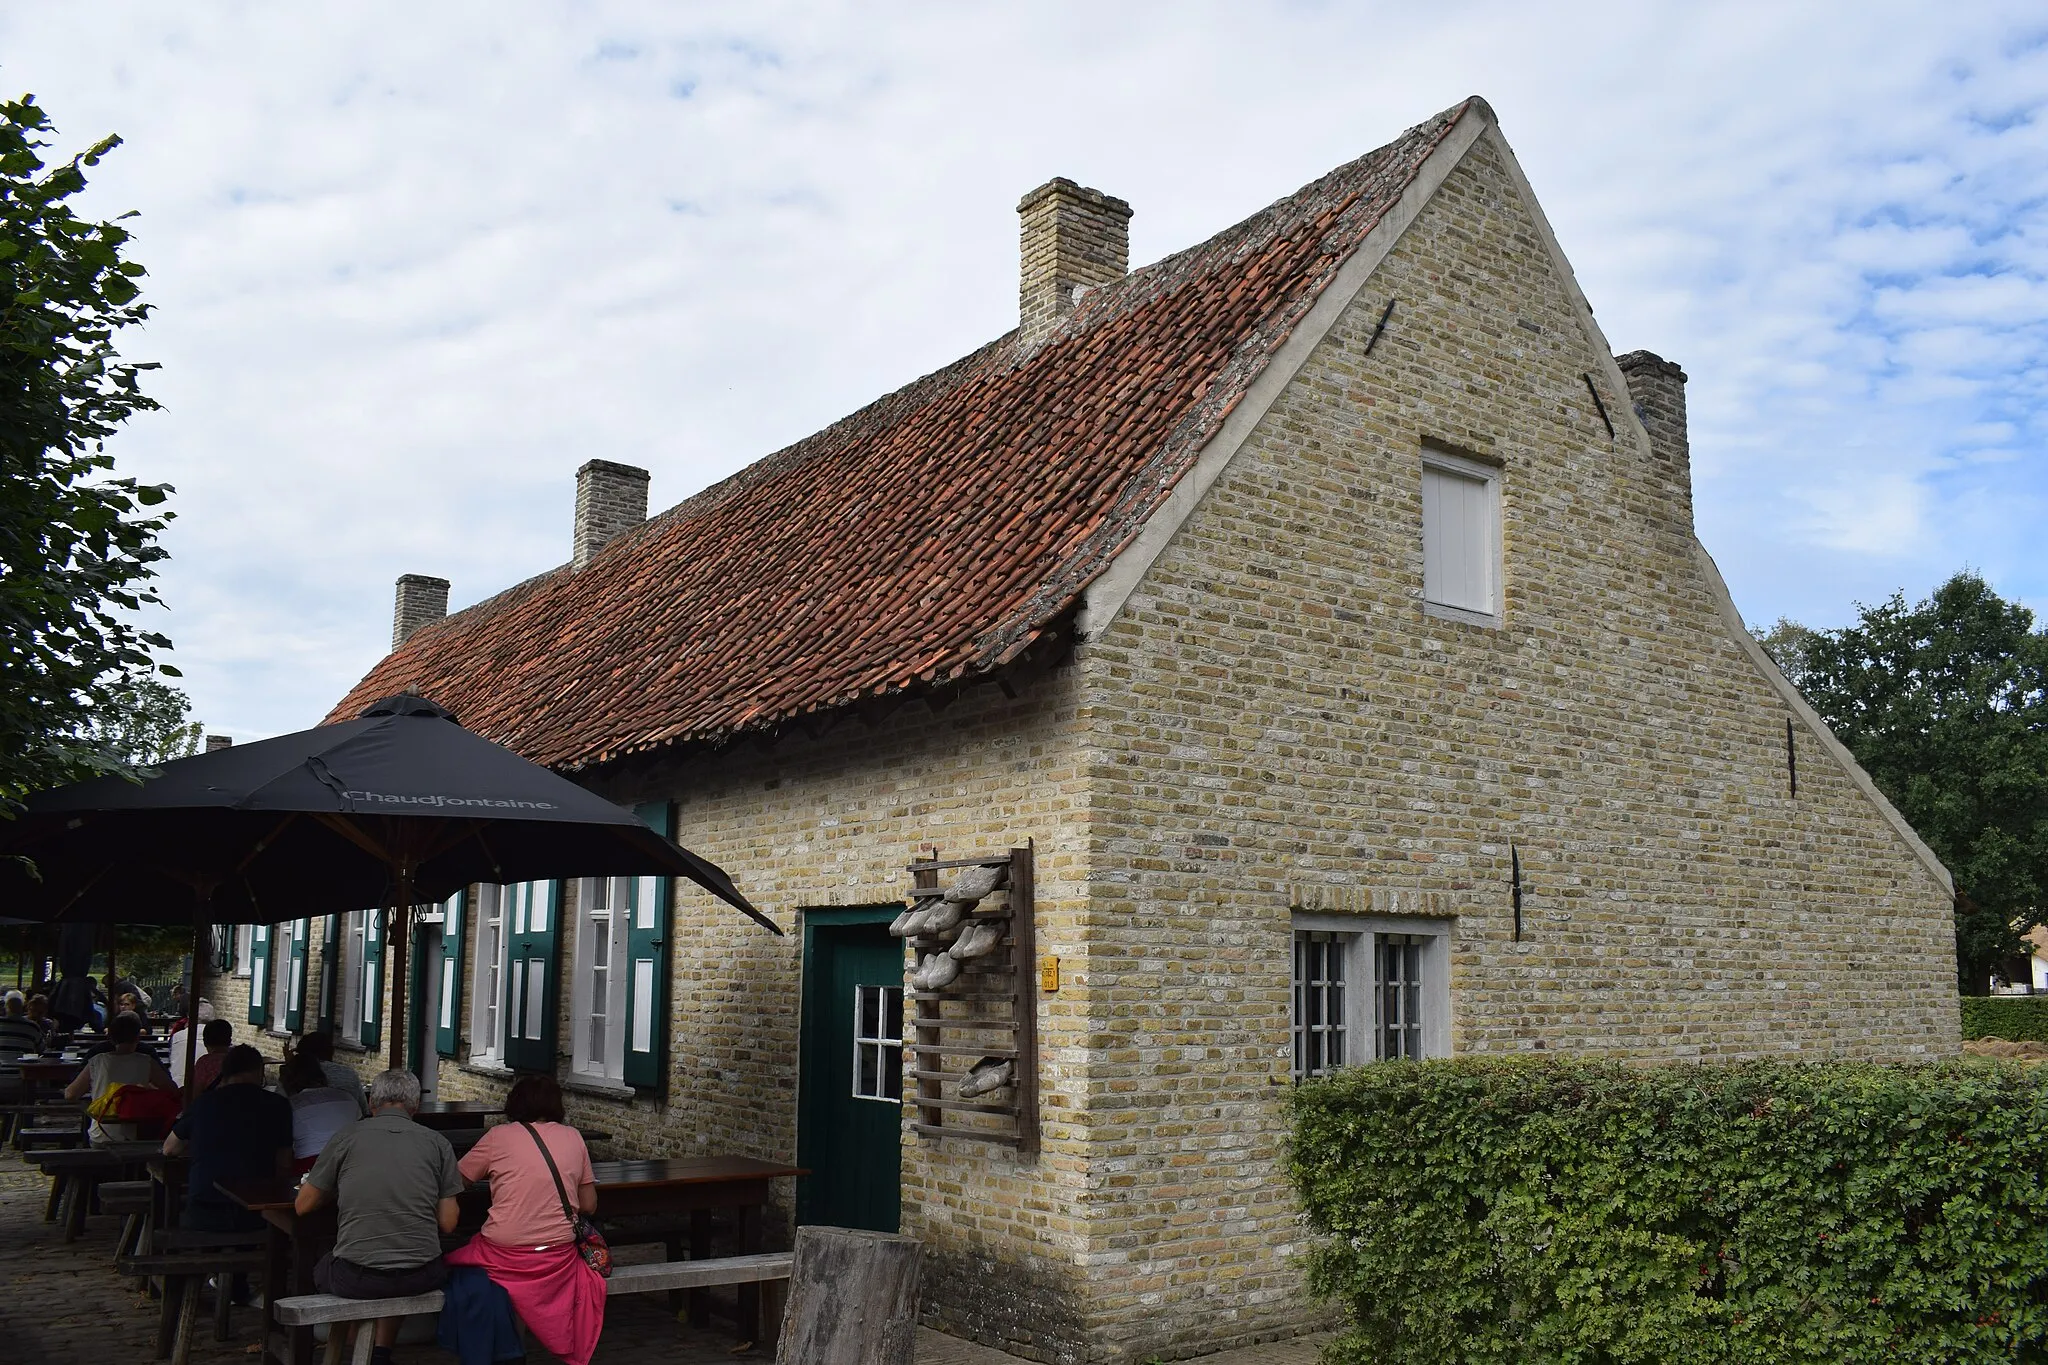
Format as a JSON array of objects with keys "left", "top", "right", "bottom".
[
  {"left": 1961, "top": 995, "right": 2048, "bottom": 1041},
  {"left": 1288, "top": 1059, "right": 2048, "bottom": 1365}
]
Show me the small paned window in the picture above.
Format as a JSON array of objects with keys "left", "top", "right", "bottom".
[
  {"left": 851, "top": 984, "right": 904, "bottom": 1102},
  {"left": 571, "top": 876, "right": 634, "bottom": 1084},
  {"left": 471, "top": 886, "right": 506, "bottom": 1064},
  {"left": 1421, "top": 449, "right": 1501, "bottom": 624}
]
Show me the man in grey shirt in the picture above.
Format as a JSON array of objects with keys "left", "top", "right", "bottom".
[{"left": 296, "top": 1069, "right": 461, "bottom": 1365}]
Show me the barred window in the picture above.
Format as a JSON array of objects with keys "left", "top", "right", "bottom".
[
  {"left": 1291, "top": 916, "right": 1451, "bottom": 1077},
  {"left": 1293, "top": 932, "right": 1349, "bottom": 1079}
]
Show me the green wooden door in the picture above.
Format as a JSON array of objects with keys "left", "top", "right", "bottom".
[{"left": 797, "top": 910, "right": 903, "bottom": 1232}]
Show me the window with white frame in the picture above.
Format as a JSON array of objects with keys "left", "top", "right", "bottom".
[
  {"left": 1421, "top": 447, "right": 1501, "bottom": 625},
  {"left": 234, "top": 924, "right": 255, "bottom": 978},
  {"left": 268, "top": 920, "right": 299, "bottom": 1031},
  {"left": 1290, "top": 915, "right": 1451, "bottom": 1080},
  {"left": 469, "top": 885, "right": 509, "bottom": 1067},
  {"left": 248, "top": 925, "right": 271, "bottom": 1013},
  {"left": 571, "top": 877, "right": 631, "bottom": 1083},
  {"left": 851, "top": 984, "right": 903, "bottom": 1102},
  {"left": 336, "top": 911, "right": 366, "bottom": 1043}
]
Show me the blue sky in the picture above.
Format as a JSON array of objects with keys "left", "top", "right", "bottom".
[{"left": 3, "top": 1, "right": 2045, "bottom": 739}]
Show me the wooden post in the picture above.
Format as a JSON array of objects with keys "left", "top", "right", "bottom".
[{"left": 774, "top": 1226, "right": 921, "bottom": 1365}]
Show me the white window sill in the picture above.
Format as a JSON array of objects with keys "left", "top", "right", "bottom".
[
  {"left": 336, "top": 1038, "right": 368, "bottom": 1054},
  {"left": 461, "top": 1057, "right": 514, "bottom": 1078},
  {"left": 563, "top": 1073, "right": 635, "bottom": 1101},
  {"left": 1423, "top": 600, "right": 1500, "bottom": 630}
]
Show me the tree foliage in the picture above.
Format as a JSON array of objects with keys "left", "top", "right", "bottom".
[
  {"left": 80, "top": 674, "right": 202, "bottom": 768},
  {"left": 0, "top": 94, "right": 173, "bottom": 806},
  {"left": 1789, "top": 573, "right": 2048, "bottom": 992}
]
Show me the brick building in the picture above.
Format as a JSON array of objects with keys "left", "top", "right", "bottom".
[{"left": 207, "top": 98, "right": 1956, "bottom": 1363}]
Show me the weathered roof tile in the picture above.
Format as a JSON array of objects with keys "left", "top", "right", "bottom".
[{"left": 329, "top": 102, "right": 1474, "bottom": 769}]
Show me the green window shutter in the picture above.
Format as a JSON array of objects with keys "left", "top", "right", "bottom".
[
  {"left": 360, "top": 909, "right": 386, "bottom": 1051},
  {"left": 316, "top": 916, "right": 341, "bottom": 1034},
  {"left": 246, "top": 925, "right": 272, "bottom": 1027},
  {"left": 622, "top": 802, "right": 674, "bottom": 1091},
  {"left": 502, "top": 882, "right": 559, "bottom": 1073},
  {"left": 436, "top": 890, "right": 466, "bottom": 1059},
  {"left": 284, "top": 918, "right": 310, "bottom": 1032}
]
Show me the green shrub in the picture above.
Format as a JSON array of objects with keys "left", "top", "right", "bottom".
[
  {"left": 1961, "top": 995, "right": 2048, "bottom": 1041},
  {"left": 1288, "top": 1059, "right": 2048, "bottom": 1365}
]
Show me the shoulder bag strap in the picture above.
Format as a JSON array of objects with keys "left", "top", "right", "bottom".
[{"left": 519, "top": 1121, "right": 581, "bottom": 1238}]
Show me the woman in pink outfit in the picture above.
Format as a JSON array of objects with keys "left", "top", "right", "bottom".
[{"left": 446, "top": 1075, "right": 606, "bottom": 1365}]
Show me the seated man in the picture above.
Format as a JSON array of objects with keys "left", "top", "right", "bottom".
[
  {"left": 295, "top": 1069, "right": 461, "bottom": 1365},
  {"left": 163, "top": 1044, "right": 294, "bottom": 1234},
  {"left": 0, "top": 991, "right": 44, "bottom": 1054},
  {"left": 24, "top": 993, "right": 56, "bottom": 1048}
]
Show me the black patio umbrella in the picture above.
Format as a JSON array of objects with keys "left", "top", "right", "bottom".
[{"left": 0, "top": 693, "right": 778, "bottom": 1076}]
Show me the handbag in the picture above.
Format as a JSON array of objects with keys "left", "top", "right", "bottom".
[{"left": 520, "top": 1121, "right": 611, "bottom": 1278}]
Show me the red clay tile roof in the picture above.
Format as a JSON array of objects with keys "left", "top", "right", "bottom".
[{"left": 329, "top": 101, "right": 1477, "bottom": 770}]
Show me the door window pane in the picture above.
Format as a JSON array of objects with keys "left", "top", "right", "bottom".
[{"left": 851, "top": 984, "right": 904, "bottom": 1102}]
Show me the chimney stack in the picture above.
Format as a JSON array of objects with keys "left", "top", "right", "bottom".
[
  {"left": 1018, "top": 178, "right": 1131, "bottom": 345},
  {"left": 574, "top": 460, "right": 650, "bottom": 568},
  {"left": 204, "top": 734, "right": 233, "bottom": 753},
  {"left": 1615, "top": 350, "right": 1692, "bottom": 531},
  {"left": 392, "top": 573, "right": 450, "bottom": 650}
]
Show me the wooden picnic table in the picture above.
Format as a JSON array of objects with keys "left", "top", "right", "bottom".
[
  {"left": 221, "top": 1150, "right": 802, "bottom": 1365},
  {"left": 410, "top": 1100, "right": 502, "bottom": 1131},
  {"left": 23, "top": 1138, "right": 163, "bottom": 1239}
]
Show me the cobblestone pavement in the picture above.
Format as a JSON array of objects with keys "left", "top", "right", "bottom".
[{"left": 0, "top": 1147, "right": 1325, "bottom": 1364}]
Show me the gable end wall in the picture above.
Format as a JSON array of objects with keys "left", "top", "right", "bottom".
[{"left": 1071, "top": 131, "right": 1958, "bottom": 1360}]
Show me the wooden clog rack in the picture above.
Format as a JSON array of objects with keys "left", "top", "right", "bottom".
[{"left": 903, "top": 842, "right": 1038, "bottom": 1154}]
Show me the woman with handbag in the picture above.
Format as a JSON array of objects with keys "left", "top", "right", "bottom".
[{"left": 444, "top": 1075, "right": 608, "bottom": 1365}]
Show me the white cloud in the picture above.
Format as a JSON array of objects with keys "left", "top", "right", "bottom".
[{"left": 1, "top": 0, "right": 2044, "bottom": 737}]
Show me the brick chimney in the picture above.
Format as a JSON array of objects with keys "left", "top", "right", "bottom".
[
  {"left": 1018, "top": 178, "right": 1131, "bottom": 345},
  {"left": 392, "top": 573, "right": 450, "bottom": 649},
  {"left": 574, "top": 460, "right": 650, "bottom": 568},
  {"left": 1615, "top": 350, "right": 1693, "bottom": 531},
  {"left": 204, "top": 734, "right": 233, "bottom": 753}
]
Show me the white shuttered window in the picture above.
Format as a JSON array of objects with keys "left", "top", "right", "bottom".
[{"left": 1421, "top": 450, "right": 1500, "bottom": 622}]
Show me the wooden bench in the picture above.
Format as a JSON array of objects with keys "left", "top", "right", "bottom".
[
  {"left": 272, "top": 1251, "right": 795, "bottom": 1364},
  {"left": 96, "top": 1178, "right": 155, "bottom": 1259},
  {"left": 120, "top": 1230, "right": 267, "bottom": 1365}
]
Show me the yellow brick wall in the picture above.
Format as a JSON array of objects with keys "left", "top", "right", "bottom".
[{"left": 1063, "top": 132, "right": 1956, "bottom": 1360}]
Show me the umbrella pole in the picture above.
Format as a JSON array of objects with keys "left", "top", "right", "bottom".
[{"left": 387, "top": 873, "right": 413, "bottom": 1072}]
